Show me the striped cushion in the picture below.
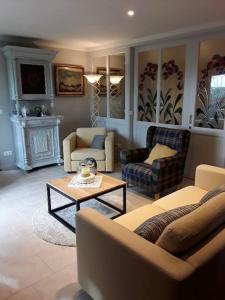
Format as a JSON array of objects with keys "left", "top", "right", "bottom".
[
  {"left": 200, "top": 184, "right": 225, "bottom": 204},
  {"left": 134, "top": 204, "right": 200, "bottom": 243}
]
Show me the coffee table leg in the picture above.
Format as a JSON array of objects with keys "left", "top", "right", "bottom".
[
  {"left": 47, "top": 185, "right": 51, "bottom": 213},
  {"left": 123, "top": 185, "right": 126, "bottom": 214},
  {"left": 76, "top": 202, "right": 80, "bottom": 212}
]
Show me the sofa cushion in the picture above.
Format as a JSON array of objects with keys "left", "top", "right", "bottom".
[
  {"left": 71, "top": 148, "right": 105, "bottom": 161},
  {"left": 134, "top": 204, "right": 199, "bottom": 243},
  {"left": 156, "top": 192, "right": 225, "bottom": 255},
  {"left": 76, "top": 127, "right": 106, "bottom": 147},
  {"left": 115, "top": 204, "right": 166, "bottom": 231},
  {"left": 153, "top": 186, "right": 207, "bottom": 211},
  {"left": 144, "top": 143, "right": 177, "bottom": 165},
  {"left": 200, "top": 184, "right": 225, "bottom": 204},
  {"left": 91, "top": 135, "right": 106, "bottom": 149}
]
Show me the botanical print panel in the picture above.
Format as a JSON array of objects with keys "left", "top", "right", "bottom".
[
  {"left": 138, "top": 49, "right": 158, "bottom": 122},
  {"left": 194, "top": 40, "right": 225, "bottom": 129},
  {"left": 160, "top": 45, "right": 185, "bottom": 125}
]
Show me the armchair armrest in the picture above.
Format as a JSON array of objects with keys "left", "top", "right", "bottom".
[
  {"left": 105, "top": 131, "right": 114, "bottom": 172},
  {"left": 77, "top": 208, "right": 195, "bottom": 300},
  {"left": 195, "top": 164, "right": 225, "bottom": 191},
  {"left": 151, "top": 153, "right": 184, "bottom": 194},
  {"left": 63, "top": 132, "right": 76, "bottom": 172},
  {"left": 120, "top": 148, "right": 149, "bottom": 165}
]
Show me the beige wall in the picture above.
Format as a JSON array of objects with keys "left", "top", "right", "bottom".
[
  {"left": 52, "top": 48, "right": 90, "bottom": 142},
  {"left": 185, "top": 132, "right": 225, "bottom": 178}
]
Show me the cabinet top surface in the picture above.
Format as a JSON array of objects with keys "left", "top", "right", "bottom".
[{"left": 10, "top": 115, "right": 64, "bottom": 121}]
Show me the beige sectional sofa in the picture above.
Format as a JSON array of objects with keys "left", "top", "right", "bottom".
[
  {"left": 77, "top": 165, "right": 225, "bottom": 300},
  {"left": 63, "top": 127, "right": 114, "bottom": 172}
]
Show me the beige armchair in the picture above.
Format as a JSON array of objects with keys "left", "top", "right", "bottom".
[{"left": 63, "top": 127, "right": 114, "bottom": 172}]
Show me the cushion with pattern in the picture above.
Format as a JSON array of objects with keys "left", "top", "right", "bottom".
[{"left": 134, "top": 204, "right": 200, "bottom": 243}]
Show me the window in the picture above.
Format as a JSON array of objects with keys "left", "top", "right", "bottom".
[
  {"left": 138, "top": 45, "right": 185, "bottom": 125},
  {"left": 138, "top": 49, "right": 158, "bottom": 122},
  {"left": 160, "top": 46, "right": 185, "bottom": 125},
  {"left": 194, "top": 40, "right": 225, "bottom": 129}
]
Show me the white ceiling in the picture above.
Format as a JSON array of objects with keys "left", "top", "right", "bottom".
[{"left": 0, "top": 0, "right": 225, "bottom": 51}]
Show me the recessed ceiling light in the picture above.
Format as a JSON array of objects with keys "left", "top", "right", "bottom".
[{"left": 127, "top": 10, "right": 134, "bottom": 16}]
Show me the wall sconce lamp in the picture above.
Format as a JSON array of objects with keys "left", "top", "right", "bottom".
[
  {"left": 109, "top": 75, "right": 124, "bottom": 85},
  {"left": 109, "top": 75, "right": 124, "bottom": 98},
  {"left": 84, "top": 74, "right": 103, "bottom": 127}
]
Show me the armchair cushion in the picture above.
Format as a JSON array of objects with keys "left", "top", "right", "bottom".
[
  {"left": 91, "top": 135, "right": 106, "bottom": 149},
  {"left": 144, "top": 143, "right": 177, "bottom": 165},
  {"left": 76, "top": 127, "right": 106, "bottom": 147},
  {"left": 71, "top": 148, "right": 105, "bottom": 161}
]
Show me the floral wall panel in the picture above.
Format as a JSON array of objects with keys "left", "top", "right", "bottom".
[
  {"left": 138, "top": 50, "right": 158, "bottom": 122},
  {"left": 194, "top": 40, "right": 225, "bottom": 129},
  {"left": 160, "top": 46, "right": 185, "bottom": 125}
]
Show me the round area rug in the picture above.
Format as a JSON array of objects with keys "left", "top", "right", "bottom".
[{"left": 32, "top": 194, "right": 122, "bottom": 247}]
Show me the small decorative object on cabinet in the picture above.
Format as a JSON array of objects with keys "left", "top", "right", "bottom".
[
  {"left": 2, "top": 46, "right": 64, "bottom": 171},
  {"left": 55, "top": 64, "right": 84, "bottom": 96}
]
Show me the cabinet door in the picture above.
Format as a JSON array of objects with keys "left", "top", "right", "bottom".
[{"left": 28, "top": 127, "right": 55, "bottom": 162}]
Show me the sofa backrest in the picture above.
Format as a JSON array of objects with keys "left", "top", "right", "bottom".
[
  {"left": 146, "top": 126, "right": 190, "bottom": 155},
  {"left": 76, "top": 127, "right": 106, "bottom": 147}
]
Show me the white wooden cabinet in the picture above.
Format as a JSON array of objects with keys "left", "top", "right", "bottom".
[{"left": 11, "top": 115, "right": 63, "bottom": 171}]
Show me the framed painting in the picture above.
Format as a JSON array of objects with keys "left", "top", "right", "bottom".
[
  {"left": 55, "top": 64, "right": 84, "bottom": 96},
  {"left": 96, "top": 67, "right": 121, "bottom": 95},
  {"left": 20, "top": 64, "right": 46, "bottom": 95}
]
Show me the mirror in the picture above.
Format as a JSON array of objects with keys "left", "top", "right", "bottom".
[
  {"left": 92, "top": 56, "right": 107, "bottom": 117},
  {"left": 109, "top": 54, "right": 125, "bottom": 119}
]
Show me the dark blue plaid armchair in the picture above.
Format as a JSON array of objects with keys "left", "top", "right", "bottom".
[{"left": 120, "top": 126, "right": 191, "bottom": 198}]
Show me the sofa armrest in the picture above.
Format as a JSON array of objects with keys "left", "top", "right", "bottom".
[
  {"left": 120, "top": 148, "right": 149, "bottom": 164},
  {"left": 77, "top": 208, "right": 195, "bottom": 300},
  {"left": 105, "top": 132, "right": 114, "bottom": 172},
  {"left": 151, "top": 153, "right": 184, "bottom": 194},
  {"left": 63, "top": 132, "right": 76, "bottom": 172},
  {"left": 195, "top": 164, "right": 225, "bottom": 191}
]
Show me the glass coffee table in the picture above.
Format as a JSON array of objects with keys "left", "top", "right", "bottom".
[{"left": 46, "top": 173, "right": 126, "bottom": 233}]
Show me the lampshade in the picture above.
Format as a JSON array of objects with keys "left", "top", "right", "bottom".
[
  {"left": 84, "top": 74, "right": 103, "bottom": 84},
  {"left": 110, "top": 75, "right": 124, "bottom": 85}
]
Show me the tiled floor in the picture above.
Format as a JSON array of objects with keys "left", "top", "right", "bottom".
[{"left": 0, "top": 165, "right": 156, "bottom": 300}]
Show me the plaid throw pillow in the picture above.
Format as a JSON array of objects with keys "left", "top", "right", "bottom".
[
  {"left": 200, "top": 184, "right": 225, "bottom": 204},
  {"left": 134, "top": 204, "right": 200, "bottom": 243}
]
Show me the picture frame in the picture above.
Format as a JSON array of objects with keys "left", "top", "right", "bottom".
[
  {"left": 96, "top": 67, "right": 122, "bottom": 95},
  {"left": 20, "top": 64, "right": 46, "bottom": 95},
  {"left": 55, "top": 64, "right": 84, "bottom": 96}
]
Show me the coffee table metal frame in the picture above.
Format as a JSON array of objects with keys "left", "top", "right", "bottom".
[{"left": 46, "top": 182, "right": 126, "bottom": 233}]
